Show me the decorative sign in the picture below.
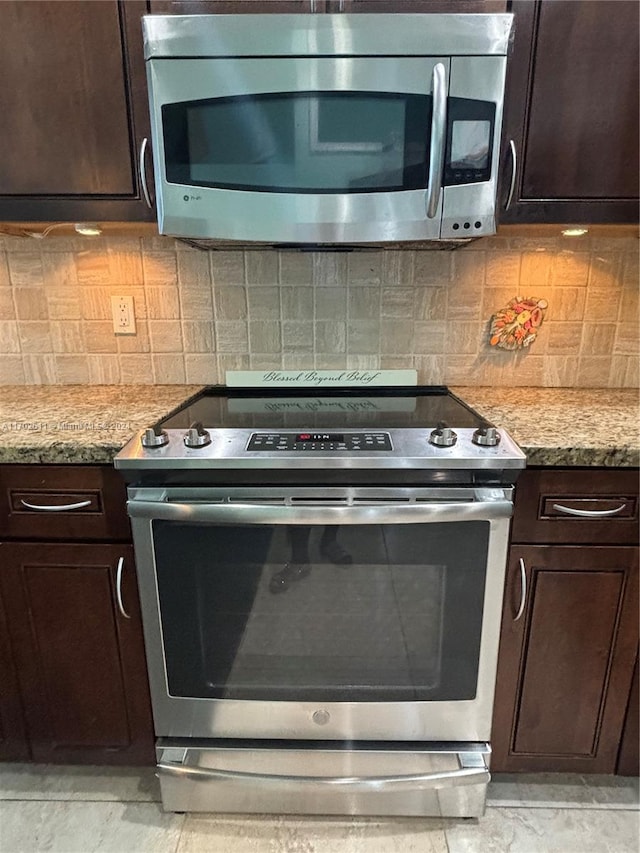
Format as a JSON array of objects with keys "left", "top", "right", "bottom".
[
  {"left": 226, "top": 369, "right": 418, "bottom": 388},
  {"left": 489, "top": 296, "right": 548, "bottom": 351}
]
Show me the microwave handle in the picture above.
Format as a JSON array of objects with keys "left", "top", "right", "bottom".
[
  {"left": 504, "top": 139, "right": 517, "bottom": 211},
  {"left": 426, "top": 63, "right": 447, "bottom": 219},
  {"left": 138, "top": 137, "right": 153, "bottom": 209}
]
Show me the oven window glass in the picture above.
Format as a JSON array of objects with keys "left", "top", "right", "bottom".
[
  {"left": 162, "top": 92, "right": 431, "bottom": 193},
  {"left": 152, "top": 520, "right": 489, "bottom": 702}
]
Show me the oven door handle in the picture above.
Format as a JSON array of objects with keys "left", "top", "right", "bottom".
[
  {"left": 157, "top": 756, "right": 489, "bottom": 791},
  {"left": 127, "top": 499, "right": 513, "bottom": 525}
]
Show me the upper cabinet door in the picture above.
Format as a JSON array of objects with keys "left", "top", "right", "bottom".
[
  {"left": 500, "top": 0, "right": 639, "bottom": 224},
  {"left": 0, "top": 1, "right": 154, "bottom": 222}
]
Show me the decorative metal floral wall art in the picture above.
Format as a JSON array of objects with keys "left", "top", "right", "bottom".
[{"left": 489, "top": 296, "right": 548, "bottom": 350}]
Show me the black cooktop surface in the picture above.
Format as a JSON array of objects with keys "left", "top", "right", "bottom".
[{"left": 159, "top": 386, "right": 489, "bottom": 431}]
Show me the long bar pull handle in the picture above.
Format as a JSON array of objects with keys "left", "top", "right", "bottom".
[
  {"left": 552, "top": 502, "right": 627, "bottom": 518},
  {"left": 116, "top": 557, "right": 131, "bottom": 619},
  {"left": 127, "top": 499, "right": 514, "bottom": 525},
  {"left": 139, "top": 137, "right": 153, "bottom": 209},
  {"left": 20, "top": 499, "right": 91, "bottom": 512},
  {"left": 514, "top": 557, "right": 527, "bottom": 622},
  {"left": 157, "top": 762, "right": 489, "bottom": 791},
  {"left": 426, "top": 63, "right": 447, "bottom": 219},
  {"left": 504, "top": 139, "right": 517, "bottom": 210}
]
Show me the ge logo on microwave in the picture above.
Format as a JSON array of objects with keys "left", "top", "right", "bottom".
[{"left": 183, "top": 194, "right": 202, "bottom": 202}]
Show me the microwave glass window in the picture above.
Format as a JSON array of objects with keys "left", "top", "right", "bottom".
[
  {"left": 162, "top": 92, "right": 431, "bottom": 193},
  {"left": 450, "top": 120, "right": 491, "bottom": 170}
]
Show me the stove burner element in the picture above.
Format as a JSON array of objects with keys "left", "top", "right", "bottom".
[{"left": 429, "top": 421, "right": 458, "bottom": 447}]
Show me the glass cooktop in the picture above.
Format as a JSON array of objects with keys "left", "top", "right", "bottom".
[{"left": 159, "top": 386, "right": 489, "bottom": 431}]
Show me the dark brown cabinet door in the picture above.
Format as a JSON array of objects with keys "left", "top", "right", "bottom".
[
  {"left": 492, "top": 545, "right": 639, "bottom": 773},
  {"left": 500, "top": 0, "right": 639, "bottom": 224},
  {"left": 617, "top": 655, "right": 639, "bottom": 776},
  {"left": 0, "top": 592, "right": 29, "bottom": 761},
  {"left": 0, "top": 543, "right": 154, "bottom": 765},
  {"left": 0, "top": 1, "right": 154, "bottom": 222}
]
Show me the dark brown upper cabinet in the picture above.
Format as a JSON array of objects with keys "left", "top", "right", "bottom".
[
  {"left": 499, "top": 0, "right": 639, "bottom": 224},
  {"left": 0, "top": 1, "right": 154, "bottom": 222}
]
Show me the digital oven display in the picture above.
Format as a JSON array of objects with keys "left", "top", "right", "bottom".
[{"left": 297, "top": 433, "right": 344, "bottom": 442}]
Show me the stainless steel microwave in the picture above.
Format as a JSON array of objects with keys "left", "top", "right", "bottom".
[{"left": 142, "top": 14, "right": 513, "bottom": 245}]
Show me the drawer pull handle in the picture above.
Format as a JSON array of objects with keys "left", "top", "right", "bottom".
[
  {"left": 514, "top": 557, "right": 527, "bottom": 622},
  {"left": 20, "top": 499, "right": 92, "bottom": 512},
  {"left": 551, "top": 502, "right": 627, "bottom": 518},
  {"left": 116, "top": 557, "right": 131, "bottom": 620}
]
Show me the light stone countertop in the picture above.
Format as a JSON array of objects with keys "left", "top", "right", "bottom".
[
  {"left": 451, "top": 386, "right": 640, "bottom": 467},
  {"left": 0, "top": 385, "right": 204, "bottom": 464},
  {"left": 0, "top": 384, "right": 638, "bottom": 467}
]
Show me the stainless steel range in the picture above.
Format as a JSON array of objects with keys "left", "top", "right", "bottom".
[{"left": 115, "top": 386, "right": 525, "bottom": 818}]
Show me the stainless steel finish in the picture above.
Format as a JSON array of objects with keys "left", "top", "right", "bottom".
[
  {"left": 157, "top": 758, "right": 488, "bottom": 789},
  {"left": 505, "top": 138, "right": 517, "bottom": 210},
  {"left": 183, "top": 422, "right": 211, "bottom": 449},
  {"left": 551, "top": 502, "right": 628, "bottom": 518},
  {"left": 155, "top": 741, "right": 491, "bottom": 816},
  {"left": 143, "top": 14, "right": 515, "bottom": 60},
  {"left": 426, "top": 63, "right": 447, "bottom": 219},
  {"left": 116, "top": 426, "right": 526, "bottom": 471},
  {"left": 128, "top": 484, "right": 513, "bottom": 742},
  {"left": 115, "top": 556, "right": 131, "bottom": 620},
  {"left": 429, "top": 422, "right": 457, "bottom": 448},
  {"left": 472, "top": 425, "right": 501, "bottom": 447},
  {"left": 143, "top": 14, "right": 512, "bottom": 243},
  {"left": 514, "top": 556, "right": 527, "bottom": 622},
  {"left": 19, "top": 499, "right": 91, "bottom": 512},
  {"left": 128, "top": 494, "right": 514, "bottom": 525},
  {"left": 141, "top": 426, "right": 169, "bottom": 449},
  {"left": 138, "top": 137, "right": 153, "bottom": 209},
  {"left": 440, "top": 55, "right": 507, "bottom": 239}
]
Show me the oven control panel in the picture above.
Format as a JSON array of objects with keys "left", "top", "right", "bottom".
[{"left": 247, "top": 432, "right": 393, "bottom": 452}]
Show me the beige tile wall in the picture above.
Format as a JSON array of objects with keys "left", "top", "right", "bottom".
[{"left": 0, "top": 232, "right": 637, "bottom": 386}]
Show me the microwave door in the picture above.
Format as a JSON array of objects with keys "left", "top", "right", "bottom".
[{"left": 147, "top": 57, "right": 449, "bottom": 243}]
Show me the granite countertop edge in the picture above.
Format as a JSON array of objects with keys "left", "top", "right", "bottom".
[{"left": 0, "top": 384, "right": 638, "bottom": 468}]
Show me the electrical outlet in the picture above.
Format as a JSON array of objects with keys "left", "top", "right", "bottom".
[{"left": 111, "top": 295, "right": 136, "bottom": 335}]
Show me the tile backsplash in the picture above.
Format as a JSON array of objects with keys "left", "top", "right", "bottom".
[{"left": 0, "top": 232, "right": 637, "bottom": 387}]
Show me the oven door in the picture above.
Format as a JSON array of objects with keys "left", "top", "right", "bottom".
[
  {"left": 128, "top": 486, "right": 512, "bottom": 742},
  {"left": 146, "top": 55, "right": 505, "bottom": 242}
]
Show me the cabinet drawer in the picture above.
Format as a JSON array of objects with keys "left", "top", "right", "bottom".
[
  {"left": 512, "top": 468, "right": 639, "bottom": 545},
  {"left": 0, "top": 465, "right": 130, "bottom": 541}
]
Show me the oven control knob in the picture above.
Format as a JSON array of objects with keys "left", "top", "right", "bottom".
[
  {"left": 184, "top": 421, "right": 211, "bottom": 449},
  {"left": 429, "top": 421, "right": 457, "bottom": 447},
  {"left": 472, "top": 423, "right": 501, "bottom": 447},
  {"left": 141, "top": 425, "right": 169, "bottom": 449}
]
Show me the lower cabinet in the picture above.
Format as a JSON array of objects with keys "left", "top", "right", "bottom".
[
  {"left": 0, "top": 542, "right": 154, "bottom": 765},
  {"left": 0, "top": 592, "right": 29, "bottom": 761},
  {"left": 492, "top": 543, "right": 639, "bottom": 773},
  {"left": 617, "top": 656, "right": 639, "bottom": 776}
]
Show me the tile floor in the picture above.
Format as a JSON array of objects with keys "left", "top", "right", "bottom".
[{"left": 0, "top": 764, "right": 637, "bottom": 853}]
